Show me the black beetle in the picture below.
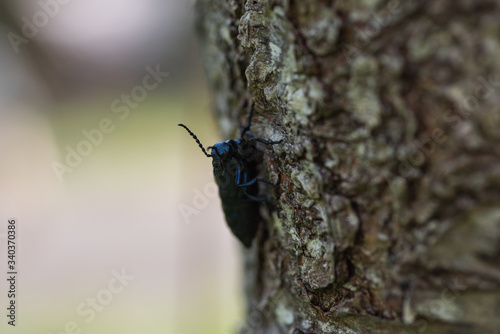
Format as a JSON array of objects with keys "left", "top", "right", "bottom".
[{"left": 178, "top": 103, "right": 281, "bottom": 247}]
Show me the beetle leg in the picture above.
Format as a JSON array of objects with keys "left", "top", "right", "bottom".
[
  {"left": 238, "top": 124, "right": 256, "bottom": 138},
  {"left": 243, "top": 190, "right": 281, "bottom": 218},
  {"left": 244, "top": 130, "right": 256, "bottom": 138},
  {"left": 231, "top": 159, "right": 240, "bottom": 183},
  {"left": 238, "top": 178, "right": 278, "bottom": 188},
  {"left": 240, "top": 101, "right": 255, "bottom": 139}
]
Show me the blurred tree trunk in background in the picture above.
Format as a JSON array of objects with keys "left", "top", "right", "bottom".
[
  {"left": 196, "top": 1, "right": 500, "bottom": 333},
  {"left": 0, "top": 1, "right": 58, "bottom": 97}
]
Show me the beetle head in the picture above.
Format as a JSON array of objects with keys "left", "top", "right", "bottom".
[{"left": 208, "top": 141, "right": 233, "bottom": 170}]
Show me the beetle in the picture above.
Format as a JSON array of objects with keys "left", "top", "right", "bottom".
[{"left": 178, "top": 103, "right": 281, "bottom": 247}]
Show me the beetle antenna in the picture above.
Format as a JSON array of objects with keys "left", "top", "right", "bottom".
[{"left": 178, "top": 124, "right": 211, "bottom": 157}]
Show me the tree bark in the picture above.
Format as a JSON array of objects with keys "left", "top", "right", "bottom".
[{"left": 195, "top": 0, "right": 500, "bottom": 333}]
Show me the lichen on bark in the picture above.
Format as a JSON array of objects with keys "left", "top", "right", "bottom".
[{"left": 196, "top": 0, "right": 500, "bottom": 333}]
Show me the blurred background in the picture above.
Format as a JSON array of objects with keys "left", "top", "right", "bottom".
[{"left": 0, "top": 1, "right": 244, "bottom": 333}]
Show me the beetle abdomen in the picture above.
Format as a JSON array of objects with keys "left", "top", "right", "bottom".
[
  {"left": 217, "top": 176, "right": 260, "bottom": 247},
  {"left": 221, "top": 199, "right": 260, "bottom": 247}
]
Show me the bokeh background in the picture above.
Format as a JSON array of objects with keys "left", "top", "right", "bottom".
[{"left": 0, "top": 1, "right": 244, "bottom": 333}]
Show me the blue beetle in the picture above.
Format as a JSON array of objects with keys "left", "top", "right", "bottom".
[{"left": 178, "top": 103, "right": 281, "bottom": 247}]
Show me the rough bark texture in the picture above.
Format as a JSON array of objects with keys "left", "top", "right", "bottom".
[{"left": 195, "top": 0, "right": 500, "bottom": 333}]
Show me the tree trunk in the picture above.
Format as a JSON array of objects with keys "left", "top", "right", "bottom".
[{"left": 195, "top": 0, "right": 500, "bottom": 333}]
